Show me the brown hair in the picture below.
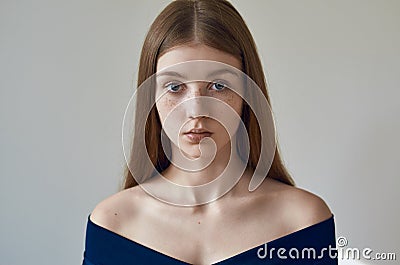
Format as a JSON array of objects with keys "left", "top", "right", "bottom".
[{"left": 121, "top": 0, "right": 295, "bottom": 190}]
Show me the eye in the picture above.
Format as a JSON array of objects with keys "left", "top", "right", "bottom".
[
  {"left": 210, "top": 81, "right": 227, "bottom": 91},
  {"left": 165, "top": 82, "right": 183, "bottom": 92}
]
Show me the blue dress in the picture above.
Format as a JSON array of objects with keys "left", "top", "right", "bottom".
[{"left": 82, "top": 214, "right": 338, "bottom": 264}]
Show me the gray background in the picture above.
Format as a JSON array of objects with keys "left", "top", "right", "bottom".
[{"left": 1, "top": 0, "right": 399, "bottom": 264}]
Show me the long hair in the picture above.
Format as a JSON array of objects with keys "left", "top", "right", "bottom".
[{"left": 121, "top": 0, "right": 295, "bottom": 190}]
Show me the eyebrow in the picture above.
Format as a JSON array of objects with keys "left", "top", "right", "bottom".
[
  {"left": 155, "top": 68, "right": 240, "bottom": 79},
  {"left": 155, "top": 71, "right": 186, "bottom": 78},
  {"left": 207, "top": 68, "right": 239, "bottom": 78}
]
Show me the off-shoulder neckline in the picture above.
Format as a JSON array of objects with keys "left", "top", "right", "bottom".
[{"left": 87, "top": 213, "right": 334, "bottom": 264}]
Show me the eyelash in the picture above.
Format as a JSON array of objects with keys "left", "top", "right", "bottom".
[
  {"left": 164, "top": 81, "right": 229, "bottom": 93},
  {"left": 164, "top": 82, "right": 183, "bottom": 92}
]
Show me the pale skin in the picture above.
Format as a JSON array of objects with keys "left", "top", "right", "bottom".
[{"left": 90, "top": 44, "right": 333, "bottom": 264}]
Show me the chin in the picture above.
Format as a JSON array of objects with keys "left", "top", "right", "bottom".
[{"left": 182, "top": 149, "right": 207, "bottom": 159}]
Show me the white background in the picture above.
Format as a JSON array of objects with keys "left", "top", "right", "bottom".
[{"left": 0, "top": 0, "right": 399, "bottom": 264}]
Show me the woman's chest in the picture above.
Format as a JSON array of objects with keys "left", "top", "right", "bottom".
[{"left": 118, "top": 204, "right": 287, "bottom": 264}]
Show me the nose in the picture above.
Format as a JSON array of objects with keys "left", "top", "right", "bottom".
[
  {"left": 186, "top": 81, "right": 207, "bottom": 97},
  {"left": 185, "top": 82, "right": 210, "bottom": 119}
]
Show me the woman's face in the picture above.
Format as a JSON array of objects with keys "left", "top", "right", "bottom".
[{"left": 155, "top": 44, "right": 244, "bottom": 159}]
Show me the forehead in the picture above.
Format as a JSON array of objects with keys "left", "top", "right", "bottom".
[
  {"left": 155, "top": 61, "right": 242, "bottom": 84},
  {"left": 157, "top": 44, "right": 242, "bottom": 72}
]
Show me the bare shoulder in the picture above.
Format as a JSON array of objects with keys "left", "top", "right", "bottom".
[
  {"left": 257, "top": 178, "right": 333, "bottom": 230},
  {"left": 89, "top": 185, "right": 147, "bottom": 232}
]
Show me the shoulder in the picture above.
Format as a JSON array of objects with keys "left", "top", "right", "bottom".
[
  {"left": 257, "top": 178, "right": 333, "bottom": 230},
  {"left": 89, "top": 185, "right": 147, "bottom": 232},
  {"left": 281, "top": 184, "right": 333, "bottom": 229}
]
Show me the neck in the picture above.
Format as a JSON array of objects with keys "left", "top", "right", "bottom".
[
  {"left": 141, "top": 138, "right": 250, "bottom": 206},
  {"left": 164, "top": 140, "right": 233, "bottom": 186}
]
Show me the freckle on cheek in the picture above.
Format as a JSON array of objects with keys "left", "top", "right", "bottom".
[
  {"left": 158, "top": 97, "right": 179, "bottom": 118},
  {"left": 167, "top": 98, "right": 178, "bottom": 107},
  {"left": 223, "top": 94, "right": 235, "bottom": 105},
  {"left": 159, "top": 97, "right": 176, "bottom": 107}
]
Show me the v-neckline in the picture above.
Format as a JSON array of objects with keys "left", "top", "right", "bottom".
[{"left": 87, "top": 213, "right": 334, "bottom": 264}]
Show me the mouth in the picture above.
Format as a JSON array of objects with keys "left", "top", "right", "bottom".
[
  {"left": 184, "top": 128, "right": 212, "bottom": 134},
  {"left": 184, "top": 129, "right": 213, "bottom": 143}
]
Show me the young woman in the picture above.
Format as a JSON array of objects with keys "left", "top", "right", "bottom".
[{"left": 82, "top": 0, "right": 337, "bottom": 264}]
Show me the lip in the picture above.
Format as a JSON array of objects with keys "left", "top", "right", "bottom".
[
  {"left": 184, "top": 128, "right": 212, "bottom": 134},
  {"left": 184, "top": 131, "right": 213, "bottom": 143}
]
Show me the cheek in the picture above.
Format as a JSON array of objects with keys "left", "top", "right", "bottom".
[
  {"left": 209, "top": 93, "right": 243, "bottom": 139},
  {"left": 221, "top": 93, "right": 243, "bottom": 116},
  {"left": 209, "top": 89, "right": 243, "bottom": 112},
  {"left": 156, "top": 96, "right": 179, "bottom": 122},
  {"left": 231, "top": 95, "right": 243, "bottom": 115}
]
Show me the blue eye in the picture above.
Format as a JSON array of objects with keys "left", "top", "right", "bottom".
[
  {"left": 211, "top": 82, "right": 227, "bottom": 91},
  {"left": 165, "top": 82, "right": 182, "bottom": 92}
]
